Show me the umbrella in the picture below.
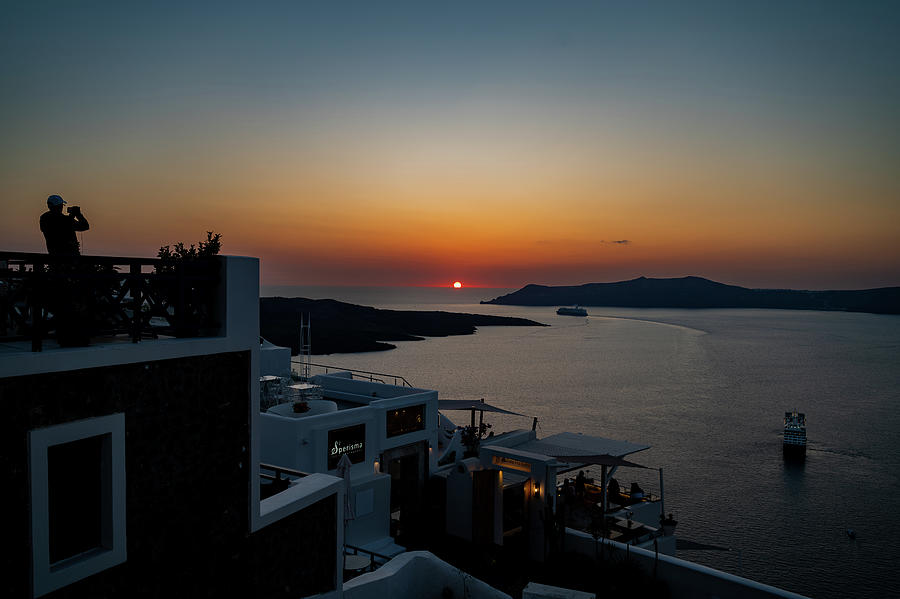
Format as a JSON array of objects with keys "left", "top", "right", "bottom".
[{"left": 336, "top": 453, "right": 354, "bottom": 546}]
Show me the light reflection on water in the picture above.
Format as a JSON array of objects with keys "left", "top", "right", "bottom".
[{"left": 273, "top": 289, "right": 900, "bottom": 599}]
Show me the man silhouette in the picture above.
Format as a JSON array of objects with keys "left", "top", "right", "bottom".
[
  {"left": 39, "top": 194, "right": 92, "bottom": 346},
  {"left": 40, "top": 194, "right": 89, "bottom": 255}
]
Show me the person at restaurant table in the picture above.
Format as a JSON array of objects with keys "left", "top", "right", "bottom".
[{"left": 630, "top": 481, "right": 644, "bottom": 499}]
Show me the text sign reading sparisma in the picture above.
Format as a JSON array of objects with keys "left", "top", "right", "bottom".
[{"left": 328, "top": 423, "right": 366, "bottom": 469}]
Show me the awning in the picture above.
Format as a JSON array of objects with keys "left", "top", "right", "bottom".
[
  {"left": 513, "top": 431, "right": 649, "bottom": 458},
  {"left": 438, "top": 399, "right": 524, "bottom": 416},
  {"left": 552, "top": 454, "right": 649, "bottom": 469}
]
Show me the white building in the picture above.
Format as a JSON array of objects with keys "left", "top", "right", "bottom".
[{"left": 259, "top": 367, "right": 439, "bottom": 558}]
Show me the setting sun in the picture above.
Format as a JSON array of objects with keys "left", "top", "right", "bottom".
[{"left": 453, "top": 281, "right": 462, "bottom": 289}]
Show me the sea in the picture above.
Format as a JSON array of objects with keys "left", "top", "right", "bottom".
[{"left": 263, "top": 285, "right": 900, "bottom": 599}]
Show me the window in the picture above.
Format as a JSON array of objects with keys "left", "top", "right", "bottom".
[
  {"left": 29, "top": 413, "right": 126, "bottom": 597},
  {"left": 386, "top": 404, "right": 425, "bottom": 437}
]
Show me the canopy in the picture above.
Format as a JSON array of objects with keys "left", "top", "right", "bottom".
[
  {"left": 551, "top": 454, "right": 649, "bottom": 469},
  {"left": 438, "top": 399, "right": 524, "bottom": 416},
  {"left": 515, "top": 431, "right": 649, "bottom": 459}
]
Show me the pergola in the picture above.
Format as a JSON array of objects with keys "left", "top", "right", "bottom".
[{"left": 438, "top": 398, "right": 525, "bottom": 428}]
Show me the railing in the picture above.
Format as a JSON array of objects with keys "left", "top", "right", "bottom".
[
  {"left": 578, "top": 482, "right": 659, "bottom": 508},
  {"left": 291, "top": 360, "right": 413, "bottom": 387},
  {"left": 260, "top": 462, "right": 309, "bottom": 481},
  {"left": 259, "top": 462, "right": 309, "bottom": 500},
  {"left": 344, "top": 543, "right": 394, "bottom": 572},
  {"left": 0, "top": 251, "right": 220, "bottom": 351}
]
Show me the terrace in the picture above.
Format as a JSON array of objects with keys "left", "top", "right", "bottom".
[{"left": 0, "top": 251, "right": 221, "bottom": 354}]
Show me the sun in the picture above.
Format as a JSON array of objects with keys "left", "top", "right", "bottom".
[{"left": 453, "top": 281, "right": 462, "bottom": 289}]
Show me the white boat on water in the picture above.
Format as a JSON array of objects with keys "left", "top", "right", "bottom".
[
  {"left": 557, "top": 306, "right": 587, "bottom": 316},
  {"left": 783, "top": 410, "right": 807, "bottom": 458}
]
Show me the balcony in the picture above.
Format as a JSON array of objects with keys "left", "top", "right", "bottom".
[{"left": 0, "top": 251, "right": 221, "bottom": 353}]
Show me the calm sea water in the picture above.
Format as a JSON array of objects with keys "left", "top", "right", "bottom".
[{"left": 263, "top": 286, "right": 900, "bottom": 599}]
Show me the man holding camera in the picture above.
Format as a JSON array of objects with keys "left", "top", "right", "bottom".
[{"left": 40, "top": 194, "right": 90, "bottom": 255}]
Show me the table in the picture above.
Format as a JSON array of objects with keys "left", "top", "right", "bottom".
[
  {"left": 344, "top": 554, "right": 371, "bottom": 574},
  {"left": 267, "top": 400, "right": 338, "bottom": 418}
]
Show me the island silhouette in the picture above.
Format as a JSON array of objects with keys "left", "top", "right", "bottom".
[
  {"left": 482, "top": 276, "right": 900, "bottom": 314},
  {"left": 260, "top": 297, "right": 545, "bottom": 355}
]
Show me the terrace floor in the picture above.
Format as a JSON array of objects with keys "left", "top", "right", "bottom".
[
  {"left": 557, "top": 495, "right": 658, "bottom": 545},
  {"left": 0, "top": 333, "right": 143, "bottom": 355}
]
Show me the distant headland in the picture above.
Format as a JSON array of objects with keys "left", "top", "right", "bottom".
[
  {"left": 481, "top": 276, "right": 900, "bottom": 315},
  {"left": 260, "top": 297, "right": 546, "bottom": 355}
]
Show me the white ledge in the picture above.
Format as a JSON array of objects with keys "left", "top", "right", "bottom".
[{"left": 258, "top": 472, "right": 343, "bottom": 529}]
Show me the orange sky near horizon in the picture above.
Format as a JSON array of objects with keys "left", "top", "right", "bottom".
[
  {"left": 2, "top": 3, "right": 899, "bottom": 291},
  {"left": 3, "top": 138, "right": 898, "bottom": 290}
]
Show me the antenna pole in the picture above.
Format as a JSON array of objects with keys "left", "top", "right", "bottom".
[{"left": 299, "top": 313, "right": 312, "bottom": 380}]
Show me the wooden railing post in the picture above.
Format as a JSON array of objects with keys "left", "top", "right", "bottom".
[
  {"left": 1, "top": 252, "right": 218, "bottom": 350},
  {"left": 31, "top": 263, "right": 45, "bottom": 352},
  {"left": 130, "top": 262, "right": 142, "bottom": 343}
]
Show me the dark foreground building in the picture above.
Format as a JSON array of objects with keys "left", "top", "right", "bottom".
[{"left": 1, "top": 255, "right": 343, "bottom": 598}]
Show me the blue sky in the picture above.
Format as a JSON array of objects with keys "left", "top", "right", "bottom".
[{"left": 2, "top": 1, "right": 898, "bottom": 288}]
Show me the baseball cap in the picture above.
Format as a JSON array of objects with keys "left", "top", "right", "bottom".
[{"left": 47, "top": 195, "right": 66, "bottom": 206}]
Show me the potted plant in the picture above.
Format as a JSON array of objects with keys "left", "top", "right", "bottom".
[
  {"left": 460, "top": 422, "right": 492, "bottom": 457},
  {"left": 154, "top": 232, "right": 222, "bottom": 337}
]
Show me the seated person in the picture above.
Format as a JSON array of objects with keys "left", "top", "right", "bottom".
[
  {"left": 607, "top": 477, "right": 621, "bottom": 504},
  {"left": 630, "top": 481, "right": 644, "bottom": 499}
]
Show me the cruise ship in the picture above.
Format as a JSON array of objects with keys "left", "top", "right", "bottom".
[{"left": 783, "top": 410, "right": 807, "bottom": 458}]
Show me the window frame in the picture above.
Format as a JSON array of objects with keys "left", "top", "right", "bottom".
[{"left": 29, "top": 413, "right": 127, "bottom": 597}]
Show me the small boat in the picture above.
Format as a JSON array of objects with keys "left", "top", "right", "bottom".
[
  {"left": 557, "top": 306, "right": 587, "bottom": 316},
  {"left": 783, "top": 410, "right": 807, "bottom": 458}
]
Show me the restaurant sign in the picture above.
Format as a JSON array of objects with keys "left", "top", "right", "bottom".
[
  {"left": 328, "top": 423, "right": 366, "bottom": 469},
  {"left": 491, "top": 455, "right": 532, "bottom": 473},
  {"left": 386, "top": 404, "right": 425, "bottom": 437}
]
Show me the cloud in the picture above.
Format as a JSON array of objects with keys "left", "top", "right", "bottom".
[{"left": 532, "top": 239, "right": 631, "bottom": 248}]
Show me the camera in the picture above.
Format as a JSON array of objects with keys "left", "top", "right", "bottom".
[{"left": 68, "top": 205, "right": 81, "bottom": 214}]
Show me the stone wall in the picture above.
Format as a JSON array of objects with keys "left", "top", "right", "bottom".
[{"left": 2, "top": 351, "right": 336, "bottom": 598}]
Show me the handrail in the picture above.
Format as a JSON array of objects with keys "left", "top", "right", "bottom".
[
  {"left": 259, "top": 463, "right": 309, "bottom": 500},
  {"left": 0, "top": 251, "right": 219, "bottom": 351},
  {"left": 343, "top": 543, "right": 394, "bottom": 570},
  {"left": 259, "top": 462, "right": 309, "bottom": 480},
  {"left": 290, "top": 359, "right": 413, "bottom": 387}
]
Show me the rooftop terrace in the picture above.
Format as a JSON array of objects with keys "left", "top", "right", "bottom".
[{"left": 1, "top": 251, "right": 223, "bottom": 354}]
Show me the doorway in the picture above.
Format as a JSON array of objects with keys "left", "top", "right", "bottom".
[{"left": 382, "top": 442, "right": 426, "bottom": 542}]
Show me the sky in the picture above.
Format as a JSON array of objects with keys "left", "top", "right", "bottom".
[{"left": 2, "top": 1, "right": 899, "bottom": 290}]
